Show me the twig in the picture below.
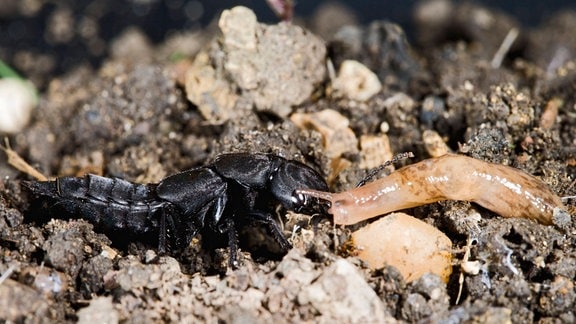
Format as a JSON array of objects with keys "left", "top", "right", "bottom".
[
  {"left": 0, "top": 265, "right": 16, "bottom": 286},
  {"left": 491, "top": 28, "right": 519, "bottom": 69},
  {"left": 2, "top": 137, "right": 48, "bottom": 181}
]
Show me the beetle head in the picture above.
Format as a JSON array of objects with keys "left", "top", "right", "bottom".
[
  {"left": 270, "top": 160, "right": 329, "bottom": 215},
  {"left": 291, "top": 188, "right": 332, "bottom": 216}
]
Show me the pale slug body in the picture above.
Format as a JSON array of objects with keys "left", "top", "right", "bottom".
[{"left": 298, "top": 154, "right": 567, "bottom": 225}]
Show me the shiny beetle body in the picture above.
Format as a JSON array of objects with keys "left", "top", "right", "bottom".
[{"left": 23, "top": 153, "right": 328, "bottom": 266}]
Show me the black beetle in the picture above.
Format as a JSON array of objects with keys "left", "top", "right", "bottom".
[{"left": 22, "top": 153, "right": 328, "bottom": 267}]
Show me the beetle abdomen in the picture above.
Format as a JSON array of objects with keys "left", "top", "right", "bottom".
[{"left": 23, "top": 175, "right": 165, "bottom": 235}]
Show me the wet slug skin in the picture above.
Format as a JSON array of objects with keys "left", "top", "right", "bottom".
[{"left": 297, "top": 154, "right": 568, "bottom": 226}]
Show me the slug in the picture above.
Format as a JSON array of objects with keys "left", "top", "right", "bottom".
[{"left": 297, "top": 154, "right": 568, "bottom": 226}]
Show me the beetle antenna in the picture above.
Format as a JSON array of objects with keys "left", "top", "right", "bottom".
[{"left": 356, "top": 152, "right": 414, "bottom": 187}]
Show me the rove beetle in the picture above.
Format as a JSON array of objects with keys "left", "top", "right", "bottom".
[{"left": 23, "top": 153, "right": 329, "bottom": 267}]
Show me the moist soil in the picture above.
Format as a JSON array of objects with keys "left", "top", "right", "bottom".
[{"left": 1, "top": 2, "right": 576, "bottom": 323}]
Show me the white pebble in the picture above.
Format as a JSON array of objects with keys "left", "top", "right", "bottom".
[
  {"left": 0, "top": 78, "right": 37, "bottom": 134},
  {"left": 332, "top": 60, "right": 381, "bottom": 102}
]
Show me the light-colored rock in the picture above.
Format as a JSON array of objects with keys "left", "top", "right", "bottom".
[
  {"left": 185, "top": 6, "right": 326, "bottom": 123},
  {"left": 359, "top": 134, "right": 393, "bottom": 169},
  {"left": 290, "top": 109, "right": 358, "bottom": 159},
  {"left": 350, "top": 212, "right": 453, "bottom": 283},
  {"left": 332, "top": 60, "right": 381, "bottom": 101},
  {"left": 77, "top": 296, "right": 119, "bottom": 324},
  {"left": 0, "top": 78, "right": 37, "bottom": 134},
  {"left": 422, "top": 129, "right": 451, "bottom": 157},
  {"left": 185, "top": 51, "right": 239, "bottom": 124},
  {"left": 298, "top": 259, "right": 394, "bottom": 323}
]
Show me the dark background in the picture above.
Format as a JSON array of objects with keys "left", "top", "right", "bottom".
[
  {"left": 202, "top": 1, "right": 576, "bottom": 29},
  {"left": 1, "top": 0, "right": 575, "bottom": 77}
]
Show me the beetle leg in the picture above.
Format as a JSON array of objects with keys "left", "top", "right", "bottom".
[
  {"left": 158, "top": 207, "right": 168, "bottom": 255},
  {"left": 222, "top": 217, "right": 240, "bottom": 268},
  {"left": 211, "top": 193, "right": 228, "bottom": 227},
  {"left": 246, "top": 211, "right": 292, "bottom": 251}
]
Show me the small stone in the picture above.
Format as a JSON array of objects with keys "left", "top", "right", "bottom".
[
  {"left": 298, "top": 259, "right": 391, "bottom": 322},
  {"left": 0, "top": 279, "right": 50, "bottom": 321},
  {"left": 422, "top": 130, "right": 451, "bottom": 157},
  {"left": 77, "top": 296, "right": 119, "bottom": 324},
  {"left": 350, "top": 212, "right": 453, "bottom": 283},
  {"left": 144, "top": 249, "right": 157, "bottom": 264},
  {"left": 332, "top": 60, "right": 381, "bottom": 101},
  {"left": 219, "top": 6, "right": 258, "bottom": 50},
  {"left": 0, "top": 78, "right": 37, "bottom": 134},
  {"left": 43, "top": 226, "right": 86, "bottom": 279},
  {"left": 185, "top": 52, "right": 238, "bottom": 124},
  {"left": 290, "top": 109, "right": 358, "bottom": 159},
  {"left": 359, "top": 134, "right": 393, "bottom": 169}
]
